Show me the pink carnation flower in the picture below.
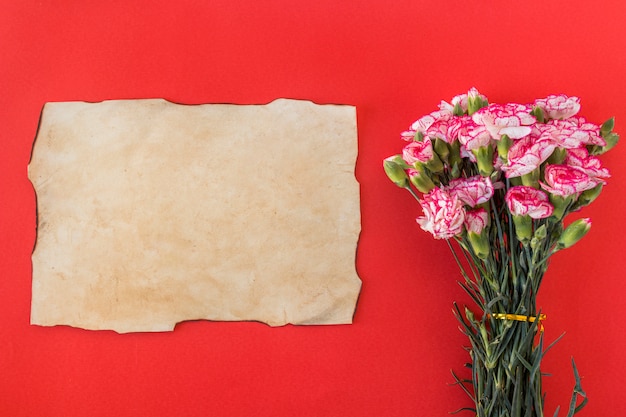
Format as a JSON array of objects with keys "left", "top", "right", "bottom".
[
  {"left": 472, "top": 103, "right": 536, "bottom": 140},
  {"left": 565, "top": 148, "right": 610, "bottom": 183},
  {"left": 501, "top": 135, "right": 556, "bottom": 178},
  {"left": 464, "top": 208, "right": 489, "bottom": 234},
  {"left": 402, "top": 138, "right": 434, "bottom": 166},
  {"left": 541, "top": 165, "right": 601, "bottom": 197},
  {"left": 417, "top": 188, "right": 466, "bottom": 239},
  {"left": 448, "top": 116, "right": 492, "bottom": 150},
  {"left": 567, "top": 117, "right": 606, "bottom": 147},
  {"left": 424, "top": 118, "right": 450, "bottom": 142},
  {"left": 405, "top": 110, "right": 452, "bottom": 142},
  {"left": 446, "top": 175, "right": 494, "bottom": 207},
  {"left": 505, "top": 186, "right": 554, "bottom": 219},
  {"left": 539, "top": 118, "right": 606, "bottom": 148},
  {"left": 534, "top": 94, "right": 581, "bottom": 120}
]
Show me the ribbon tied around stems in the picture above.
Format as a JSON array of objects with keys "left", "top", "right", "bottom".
[{"left": 490, "top": 313, "right": 546, "bottom": 332}]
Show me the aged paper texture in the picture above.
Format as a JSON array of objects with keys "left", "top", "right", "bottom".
[{"left": 29, "top": 99, "right": 361, "bottom": 333}]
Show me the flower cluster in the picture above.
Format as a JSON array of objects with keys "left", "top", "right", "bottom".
[
  {"left": 383, "top": 88, "right": 618, "bottom": 417},
  {"left": 384, "top": 88, "right": 618, "bottom": 251}
]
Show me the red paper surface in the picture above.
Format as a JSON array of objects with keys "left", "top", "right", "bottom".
[{"left": 1, "top": 1, "right": 625, "bottom": 416}]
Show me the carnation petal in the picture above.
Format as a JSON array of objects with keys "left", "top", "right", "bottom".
[{"left": 500, "top": 126, "right": 532, "bottom": 139}]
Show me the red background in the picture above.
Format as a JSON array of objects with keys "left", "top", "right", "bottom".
[{"left": 2, "top": 1, "right": 625, "bottom": 416}]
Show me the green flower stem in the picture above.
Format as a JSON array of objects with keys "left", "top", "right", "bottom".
[{"left": 448, "top": 184, "right": 568, "bottom": 417}]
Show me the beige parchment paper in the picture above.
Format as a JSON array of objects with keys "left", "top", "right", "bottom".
[{"left": 29, "top": 98, "right": 361, "bottom": 333}]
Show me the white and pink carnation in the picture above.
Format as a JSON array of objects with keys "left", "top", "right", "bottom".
[
  {"left": 535, "top": 120, "right": 578, "bottom": 148},
  {"left": 402, "top": 138, "right": 434, "bottom": 166},
  {"left": 448, "top": 116, "right": 492, "bottom": 150},
  {"left": 501, "top": 135, "right": 556, "bottom": 178},
  {"left": 416, "top": 188, "right": 466, "bottom": 239},
  {"left": 410, "top": 110, "right": 452, "bottom": 133},
  {"left": 534, "top": 94, "right": 581, "bottom": 120},
  {"left": 505, "top": 186, "right": 554, "bottom": 219},
  {"left": 472, "top": 103, "right": 536, "bottom": 140},
  {"left": 464, "top": 208, "right": 489, "bottom": 235},
  {"left": 567, "top": 117, "right": 606, "bottom": 147},
  {"left": 408, "top": 110, "right": 453, "bottom": 142},
  {"left": 424, "top": 118, "right": 451, "bottom": 142},
  {"left": 565, "top": 148, "right": 610, "bottom": 182},
  {"left": 541, "top": 164, "right": 602, "bottom": 197},
  {"left": 446, "top": 175, "right": 494, "bottom": 207},
  {"left": 539, "top": 118, "right": 606, "bottom": 149}
]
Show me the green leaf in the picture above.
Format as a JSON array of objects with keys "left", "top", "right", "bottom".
[
  {"left": 567, "top": 358, "right": 588, "bottom": 416},
  {"left": 601, "top": 132, "right": 619, "bottom": 153},
  {"left": 600, "top": 117, "right": 614, "bottom": 137}
]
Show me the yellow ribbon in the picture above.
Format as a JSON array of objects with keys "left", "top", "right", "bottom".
[{"left": 491, "top": 313, "right": 546, "bottom": 332}]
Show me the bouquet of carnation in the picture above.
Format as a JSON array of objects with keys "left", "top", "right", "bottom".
[{"left": 383, "top": 88, "right": 618, "bottom": 417}]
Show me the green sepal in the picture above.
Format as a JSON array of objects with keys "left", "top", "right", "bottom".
[
  {"left": 547, "top": 147, "right": 567, "bottom": 165},
  {"left": 549, "top": 194, "right": 575, "bottom": 220},
  {"left": 468, "top": 95, "right": 488, "bottom": 115},
  {"left": 512, "top": 214, "right": 533, "bottom": 243},
  {"left": 521, "top": 168, "right": 540, "bottom": 189},
  {"left": 433, "top": 138, "right": 450, "bottom": 165},
  {"left": 468, "top": 231, "right": 490, "bottom": 259},
  {"left": 531, "top": 106, "right": 545, "bottom": 123},
  {"left": 472, "top": 145, "right": 494, "bottom": 177},
  {"left": 453, "top": 102, "right": 465, "bottom": 116},
  {"left": 425, "top": 152, "right": 444, "bottom": 173},
  {"left": 576, "top": 184, "right": 603, "bottom": 208},
  {"left": 497, "top": 134, "right": 513, "bottom": 162}
]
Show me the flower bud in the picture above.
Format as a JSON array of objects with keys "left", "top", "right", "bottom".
[
  {"left": 530, "top": 224, "right": 547, "bottom": 250},
  {"left": 464, "top": 306, "right": 476, "bottom": 324},
  {"left": 408, "top": 169, "right": 435, "bottom": 193},
  {"left": 468, "top": 93, "right": 488, "bottom": 115},
  {"left": 468, "top": 231, "right": 490, "bottom": 259},
  {"left": 383, "top": 156, "right": 409, "bottom": 188},
  {"left": 557, "top": 218, "right": 592, "bottom": 250}
]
